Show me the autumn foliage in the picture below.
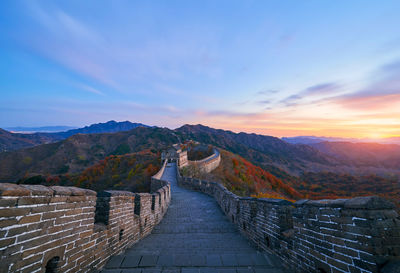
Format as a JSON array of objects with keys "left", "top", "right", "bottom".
[
  {"left": 189, "top": 149, "right": 302, "bottom": 201},
  {"left": 297, "top": 171, "right": 400, "bottom": 209},
  {"left": 18, "top": 150, "right": 161, "bottom": 193}
]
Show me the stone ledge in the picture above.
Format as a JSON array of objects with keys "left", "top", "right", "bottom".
[
  {"left": 0, "top": 183, "right": 96, "bottom": 197},
  {"left": 185, "top": 177, "right": 294, "bottom": 206},
  {"left": 20, "top": 184, "right": 54, "bottom": 196},
  {"left": 98, "top": 190, "right": 135, "bottom": 197},
  {"left": 257, "top": 198, "right": 293, "bottom": 206},
  {"left": 182, "top": 174, "right": 396, "bottom": 211},
  {"left": 134, "top": 192, "right": 152, "bottom": 197},
  {"left": 51, "top": 186, "right": 96, "bottom": 196},
  {"left": 344, "top": 196, "right": 395, "bottom": 209},
  {"left": 0, "top": 183, "right": 31, "bottom": 196},
  {"left": 295, "top": 196, "right": 395, "bottom": 209}
]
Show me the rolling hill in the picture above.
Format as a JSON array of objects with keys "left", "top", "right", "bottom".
[
  {"left": 0, "top": 126, "right": 177, "bottom": 182},
  {"left": 0, "top": 128, "right": 63, "bottom": 152},
  {"left": 17, "top": 151, "right": 160, "bottom": 193},
  {"left": 176, "top": 124, "right": 400, "bottom": 178},
  {"left": 182, "top": 149, "right": 302, "bottom": 201}
]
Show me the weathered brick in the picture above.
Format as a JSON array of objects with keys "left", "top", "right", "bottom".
[
  {"left": 17, "top": 230, "right": 43, "bottom": 243},
  {"left": 0, "top": 198, "right": 18, "bottom": 207},
  {"left": 0, "top": 237, "right": 15, "bottom": 248},
  {"left": 0, "top": 218, "right": 18, "bottom": 228},
  {"left": 17, "top": 196, "right": 51, "bottom": 206},
  {"left": 0, "top": 207, "right": 30, "bottom": 217},
  {"left": 18, "top": 214, "right": 41, "bottom": 224},
  {"left": 0, "top": 183, "right": 31, "bottom": 196},
  {"left": 41, "top": 211, "right": 64, "bottom": 220},
  {"left": 353, "top": 259, "right": 378, "bottom": 271},
  {"left": 6, "top": 225, "right": 28, "bottom": 237},
  {"left": 15, "top": 254, "right": 43, "bottom": 269},
  {"left": 20, "top": 262, "right": 41, "bottom": 273},
  {"left": 79, "top": 230, "right": 93, "bottom": 239}
]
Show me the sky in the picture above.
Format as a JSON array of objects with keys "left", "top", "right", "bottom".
[{"left": 1, "top": 0, "right": 400, "bottom": 138}]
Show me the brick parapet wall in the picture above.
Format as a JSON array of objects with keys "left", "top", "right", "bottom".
[
  {"left": 186, "top": 148, "right": 221, "bottom": 173},
  {"left": 0, "top": 176, "right": 171, "bottom": 273},
  {"left": 177, "top": 170, "right": 400, "bottom": 273},
  {"left": 152, "top": 159, "right": 168, "bottom": 180}
]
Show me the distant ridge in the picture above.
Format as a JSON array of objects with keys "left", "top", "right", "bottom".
[
  {"left": 0, "top": 120, "right": 151, "bottom": 152},
  {"left": 56, "top": 120, "right": 150, "bottom": 138},
  {"left": 6, "top": 126, "right": 77, "bottom": 133},
  {"left": 282, "top": 135, "right": 400, "bottom": 145}
]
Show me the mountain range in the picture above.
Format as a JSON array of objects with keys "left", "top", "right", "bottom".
[
  {"left": 0, "top": 126, "right": 176, "bottom": 182},
  {"left": 0, "top": 120, "right": 149, "bottom": 152},
  {"left": 175, "top": 124, "right": 400, "bottom": 178},
  {"left": 2, "top": 122, "right": 400, "bottom": 181},
  {"left": 1, "top": 121, "right": 399, "bottom": 207}
]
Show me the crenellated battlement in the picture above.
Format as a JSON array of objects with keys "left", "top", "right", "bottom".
[
  {"left": 187, "top": 148, "right": 221, "bottom": 173},
  {"left": 177, "top": 169, "right": 400, "bottom": 273},
  {"left": 0, "top": 174, "right": 171, "bottom": 273}
]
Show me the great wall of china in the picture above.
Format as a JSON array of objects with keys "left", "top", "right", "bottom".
[
  {"left": 0, "top": 146, "right": 399, "bottom": 273},
  {"left": 0, "top": 162, "right": 172, "bottom": 273}
]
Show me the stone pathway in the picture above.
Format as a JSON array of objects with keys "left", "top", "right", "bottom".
[{"left": 102, "top": 163, "right": 287, "bottom": 273}]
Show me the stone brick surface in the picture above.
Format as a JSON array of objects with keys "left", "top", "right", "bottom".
[
  {"left": 177, "top": 164, "right": 400, "bottom": 273},
  {"left": 0, "top": 171, "right": 171, "bottom": 273}
]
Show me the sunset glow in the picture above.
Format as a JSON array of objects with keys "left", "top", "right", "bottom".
[{"left": 1, "top": 1, "right": 400, "bottom": 138}]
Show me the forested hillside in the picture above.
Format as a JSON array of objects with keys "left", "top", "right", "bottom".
[
  {"left": 182, "top": 149, "right": 302, "bottom": 201},
  {"left": 17, "top": 151, "right": 160, "bottom": 193}
]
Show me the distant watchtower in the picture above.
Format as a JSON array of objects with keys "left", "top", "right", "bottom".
[{"left": 161, "top": 144, "right": 188, "bottom": 167}]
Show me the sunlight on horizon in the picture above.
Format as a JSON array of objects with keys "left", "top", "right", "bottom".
[{"left": 1, "top": 1, "right": 400, "bottom": 138}]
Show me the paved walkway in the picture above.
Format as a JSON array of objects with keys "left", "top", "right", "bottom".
[{"left": 102, "top": 163, "right": 287, "bottom": 273}]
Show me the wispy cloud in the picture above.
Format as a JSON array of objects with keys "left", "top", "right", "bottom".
[
  {"left": 256, "top": 89, "right": 280, "bottom": 96},
  {"left": 76, "top": 84, "right": 105, "bottom": 96},
  {"left": 186, "top": 59, "right": 400, "bottom": 138},
  {"left": 324, "top": 59, "right": 400, "bottom": 110},
  {"left": 304, "top": 83, "right": 342, "bottom": 96},
  {"left": 279, "top": 82, "right": 343, "bottom": 107},
  {"left": 21, "top": 2, "right": 222, "bottom": 95}
]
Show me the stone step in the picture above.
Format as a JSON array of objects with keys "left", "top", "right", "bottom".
[
  {"left": 104, "top": 254, "right": 275, "bottom": 270},
  {"left": 124, "top": 251, "right": 258, "bottom": 256},
  {"left": 101, "top": 267, "right": 286, "bottom": 273}
]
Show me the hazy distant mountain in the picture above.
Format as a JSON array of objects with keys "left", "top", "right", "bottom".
[
  {"left": 376, "top": 137, "right": 400, "bottom": 145},
  {"left": 0, "top": 120, "right": 150, "bottom": 152},
  {"left": 310, "top": 141, "right": 400, "bottom": 169},
  {"left": 56, "top": 120, "right": 150, "bottom": 138},
  {"left": 0, "top": 128, "right": 64, "bottom": 152},
  {"left": 282, "top": 136, "right": 357, "bottom": 144},
  {"left": 6, "top": 126, "right": 77, "bottom": 133},
  {"left": 282, "top": 135, "right": 400, "bottom": 145}
]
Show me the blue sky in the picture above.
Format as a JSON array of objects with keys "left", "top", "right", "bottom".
[{"left": 1, "top": 1, "right": 400, "bottom": 137}]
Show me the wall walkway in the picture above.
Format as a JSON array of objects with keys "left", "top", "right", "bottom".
[
  {"left": 101, "top": 162, "right": 287, "bottom": 273},
  {"left": 178, "top": 175, "right": 400, "bottom": 273}
]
